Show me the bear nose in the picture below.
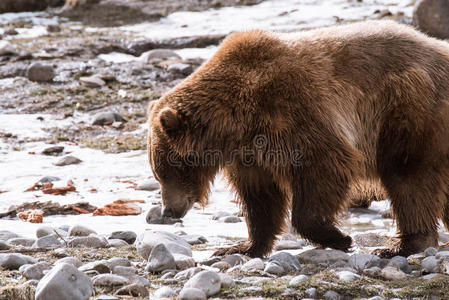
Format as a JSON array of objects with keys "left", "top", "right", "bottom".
[{"left": 161, "top": 206, "right": 173, "bottom": 218}]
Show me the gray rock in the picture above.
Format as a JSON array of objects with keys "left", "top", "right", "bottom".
[
  {"left": 174, "top": 267, "right": 202, "bottom": 280},
  {"left": 264, "top": 261, "right": 285, "bottom": 276},
  {"left": 381, "top": 266, "right": 407, "bottom": 280},
  {"left": 26, "top": 62, "right": 55, "bottom": 82},
  {"left": 80, "top": 75, "right": 105, "bottom": 87},
  {"left": 92, "top": 274, "right": 129, "bottom": 286},
  {"left": 174, "top": 253, "right": 195, "bottom": 270},
  {"left": 115, "top": 283, "right": 149, "bottom": 297},
  {"left": 353, "top": 232, "right": 389, "bottom": 247},
  {"left": 422, "top": 256, "right": 441, "bottom": 273},
  {"left": 288, "top": 274, "right": 309, "bottom": 287},
  {"left": 145, "top": 243, "right": 176, "bottom": 272},
  {"left": 39, "top": 176, "right": 61, "bottom": 183},
  {"left": 108, "top": 231, "right": 136, "bottom": 244},
  {"left": 0, "top": 41, "right": 15, "bottom": 56},
  {"left": 212, "top": 211, "right": 232, "bottom": 220},
  {"left": 36, "top": 226, "right": 54, "bottom": 238},
  {"left": 211, "top": 261, "right": 231, "bottom": 270},
  {"left": 219, "top": 215, "right": 241, "bottom": 223},
  {"left": 349, "top": 253, "right": 380, "bottom": 271},
  {"left": 413, "top": 0, "right": 449, "bottom": 39},
  {"left": 145, "top": 205, "right": 180, "bottom": 225},
  {"left": 337, "top": 270, "right": 360, "bottom": 282},
  {"left": 274, "top": 239, "right": 305, "bottom": 250},
  {"left": 154, "top": 286, "right": 176, "bottom": 298},
  {"left": 108, "top": 239, "right": 129, "bottom": 247},
  {"left": 141, "top": 49, "right": 181, "bottom": 62},
  {"left": 35, "top": 263, "right": 93, "bottom": 300},
  {"left": 324, "top": 290, "right": 342, "bottom": 300},
  {"left": 269, "top": 251, "right": 301, "bottom": 273},
  {"left": 54, "top": 155, "right": 82, "bottom": 166},
  {"left": 33, "top": 234, "right": 62, "bottom": 248},
  {"left": 0, "top": 230, "right": 19, "bottom": 241},
  {"left": 79, "top": 261, "right": 110, "bottom": 274},
  {"left": 182, "top": 235, "right": 208, "bottom": 245},
  {"left": 68, "top": 225, "right": 97, "bottom": 237},
  {"left": 136, "top": 180, "right": 160, "bottom": 191},
  {"left": 179, "top": 287, "right": 207, "bottom": 300},
  {"left": 55, "top": 257, "right": 82, "bottom": 268},
  {"left": 363, "top": 266, "right": 382, "bottom": 277},
  {"left": 7, "top": 237, "right": 35, "bottom": 247},
  {"left": 92, "top": 112, "right": 125, "bottom": 126},
  {"left": 305, "top": 287, "right": 318, "bottom": 298},
  {"left": 0, "top": 253, "right": 36, "bottom": 270},
  {"left": 136, "top": 230, "right": 192, "bottom": 259},
  {"left": 167, "top": 63, "right": 194, "bottom": 76},
  {"left": 422, "top": 273, "right": 440, "bottom": 280},
  {"left": 0, "top": 241, "right": 11, "bottom": 250},
  {"left": 107, "top": 257, "right": 131, "bottom": 269},
  {"left": 223, "top": 254, "right": 246, "bottom": 267},
  {"left": 242, "top": 258, "right": 264, "bottom": 272},
  {"left": 219, "top": 273, "right": 235, "bottom": 289},
  {"left": 436, "top": 251, "right": 449, "bottom": 259},
  {"left": 184, "top": 270, "right": 221, "bottom": 297},
  {"left": 113, "top": 266, "right": 136, "bottom": 276},
  {"left": 22, "top": 262, "right": 52, "bottom": 280},
  {"left": 388, "top": 256, "right": 410, "bottom": 274},
  {"left": 425, "top": 247, "right": 438, "bottom": 257},
  {"left": 297, "top": 249, "right": 350, "bottom": 265},
  {"left": 41, "top": 146, "right": 64, "bottom": 156},
  {"left": 368, "top": 297, "right": 385, "bottom": 300},
  {"left": 68, "top": 236, "right": 108, "bottom": 248}
]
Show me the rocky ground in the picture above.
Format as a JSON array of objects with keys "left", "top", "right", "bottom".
[{"left": 1, "top": 0, "right": 449, "bottom": 299}]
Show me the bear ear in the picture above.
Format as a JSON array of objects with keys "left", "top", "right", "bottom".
[{"left": 159, "top": 107, "right": 181, "bottom": 136}]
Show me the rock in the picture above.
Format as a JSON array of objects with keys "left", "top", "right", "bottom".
[
  {"left": 174, "top": 253, "right": 195, "bottom": 270},
  {"left": 212, "top": 211, "right": 232, "bottom": 220},
  {"left": 422, "top": 256, "right": 441, "bottom": 273},
  {"left": 108, "top": 239, "right": 129, "bottom": 247},
  {"left": 297, "top": 249, "right": 350, "bottom": 265},
  {"left": 337, "top": 270, "right": 360, "bottom": 282},
  {"left": 145, "top": 243, "right": 176, "bottom": 272},
  {"left": 422, "top": 273, "right": 440, "bottom": 280},
  {"left": 92, "top": 274, "right": 129, "bottom": 286},
  {"left": 0, "top": 241, "right": 11, "bottom": 250},
  {"left": 107, "top": 257, "right": 131, "bottom": 269},
  {"left": 80, "top": 75, "right": 105, "bottom": 87},
  {"left": 223, "top": 254, "right": 246, "bottom": 267},
  {"left": 136, "top": 230, "right": 192, "bottom": 259},
  {"left": 288, "top": 274, "right": 309, "bottom": 287},
  {"left": 39, "top": 176, "right": 61, "bottom": 183},
  {"left": 436, "top": 251, "right": 449, "bottom": 259},
  {"left": 242, "top": 258, "right": 265, "bottom": 272},
  {"left": 7, "top": 237, "right": 36, "bottom": 247},
  {"left": 424, "top": 247, "right": 438, "bottom": 257},
  {"left": 211, "top": 261, "right": 231, "bottom": 270},
  {"left": 35, "top": 263, "right": 93, "bottom": 300},
  {"left": 413, "top": 0, "right": 449, "bottom": 39},
  {"left": 33, "top": 234, "right": 62, "bottom": 248},
  {"left": 0, "top": 41, "right": 15, "bottom": 56},
  {"left": 108, "top": 231, "right": 136, "bottom": 244},
  {"left": 269, "top": 252, "right": 301, "bottom": 273},
  {"left": 112, "top": 266, "right": 136, "bottom": 276},
  {"left": 26, "top": 62, "right": 55, "bottom": 82},
  {"left": 68, "top": 225, "right": 97, "bottom": 237},
  {"left": 54, "top": 155, "right": 82, "bottom": 166},
  {"left": 141, "top": 49, "right": 181, "bottom": 63},
  {"left": 145, "top": 205, "right": 180, "bottom": 224},
  {"left": 4, "top": 28, "right": 18, "bottom": 35},
  {"left": 353, "top": 232, "right": 390, "bottom": 247},
  {"left": 0, "top": 230, "right": 19, "bottom": 241},
  {"left": 219, "top": 215, "right": 241, "bottom": 223},
  {"left": 219, "top": 273, "right": 235, "bottom": 289},
  {"left": 324, "top": 290, "right": 342, "bottom": 300},
  {"left": 182, "top": 235, "right": 208, "bottom": 245},
  {"left": 22, "top": 262, "right": 52, "bottom": 280},
  {"left": 0, "top": 253, "right": 36, "bottom": 270},
  {"left": 53, "top": 248, "right": 70, "bottom": 258},
  {"left": 167, "top": 63, "right": 194, "bottom": 76},
  {"left": 179, "top": 287, "right": 207, "bottom": 300},
  {"left": 388, "top": 256, "right": 410, "bottom": 273},
  {"left": 47, "top": 24, "right": 62, "bottom": 32},
  {"left": 92, "top": 112, "right": 125, "bottom": 126},
  {"left": 154, "top": 286, "right": 176, "bottom": 298},
  {"left": 305, "top": 287, "right": 318, "bottom": 298},
  {"left": 381, "top": 266, "right": 407, "bottom": 280},
  {"left": 68, "top": 236, "right": 108, "bottom": 248},
  {"left": 55, "top": 257, "right": 82, "bottom": 268},
  {"left": 115, "top": 283, "right": 149, "bottom": 297},
  {"left": 41, "top": 146, "right": 64, "bottom": 156},
  {"left": 349, "top": 253, "right": 380, "bottom": 271},
  {"left": 274, "top": 239, "right": 305, "bottom": 250},
  {"left": 174, "top": 267, "right": 202, "bottom": 280},
  {"left": 264, "top": 261, "right": 285, "bottom": 276},
  {"left": 184, "top": 270, "right": 221, "bottom": 297},
  {"left": 79, "top": 261, "right": 111, "bottom": 274},
  {"left": 363, "top": 266, "right": 382, "bottom": 277},
  {"left": 136, "top": 180, "right": 160, "bottom": 191},
  {"left": 36, "top": 226, "right": 54, "bottom": 238}
]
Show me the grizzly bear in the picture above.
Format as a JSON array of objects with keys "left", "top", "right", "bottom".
[{"left": 147, "top": 20, "right": 449, "bottom": 258}]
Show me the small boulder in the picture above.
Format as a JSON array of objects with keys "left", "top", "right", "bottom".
[
  {"left": 0, "top": 253, "right": 36, "bottom": 270},
  {"left": 92, "top": 112, "right": 125, "bottom": 126},
  {"left": 108, "top": 231, "right": 136, "bottom": 244},
  {"left": 145, "top": 243, "right": 176, "bottom": 272},
  {"left": 184, "top": 270, "right": 221, "bottom": 297},
  {"left": 297, "top": 249, "right": 350, "bottom": 265},
  {"left": 26, "top": 62, "right": 55, "bottom": 82},
  {"left": 54, "top": 155, "right": 82, "bottom": 166},
  {"left": 80, "top": 75, "right": 105, "bottom": 87},
  {"left": 92, "top": 274, "right": 129, "bottom": 286},
  {"left": 179, "top": 287, "right": 207, "bottom": 300},
  {"left": 135, "top": 230, "right": 192, "bottom": 259},
  {"left": 136, "top": 180, "right": 160, "bottom": 191},
  {"left": 413, "top": 0, "right": 449, "bottom": 39},
  {"left": 381, "top": 266, "right": 407, "bottom": 280},
  {"left": 68, "top": 225, "right": 97, "bottom": 237}
]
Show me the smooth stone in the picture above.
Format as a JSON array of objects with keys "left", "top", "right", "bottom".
[
  {"left": 26, "top": 62, "right": 55, "bottom": 82},
  {"left": 95, "top": 295, "right": 118, "bottom": 300},
  {"left": 68, "top": 225, "right": 97, "bottom": 237},
  {"left": 145, "top": 205, "right": 164, "bottom": 224},
  {"left": 223, "top": 254, "right": 246, "bottom": 267},
  {"left": 297, "top": 249, "right": 350, "bottom": 265},
  {"left": 108, "top": 239, "right": 129, "bottom": 247},
  {"left": 381, "top": 266, "right": 407, "bottom": 280},
  {"left": 0, "top": 241, "right": 11, "bottom": 250},
  {"left": 269, "top": 251, "right": 301, "bottom": 273},
  {"left": 324, "top": 290, "right": 342, "bottom": 300},
  {"left": 154, "top": 286, "right": 176, "bottom": 298},
  {"left": 422, "top": 273, "right": 441, "bottom": 280},
  {"left": 167, "top": 63, "right": 193, "bottom": 76},
  {"left": 0, "top": 230, "right": 19, "bottom": 241},
  {"left": 174, "top": 267, "right": 202, "bottom": 280},
  {"left": 79, "top": 261, "right": 110, "bottom": 274},
  {"left": 305, "top": 287, "right": 318, "bottom": 298},
  {"left": 36, "top": 226, "right": 54, "bottom": 238},
  {"left": 219, "top": 216, "right": 241, "bottom": 223},
  {"left": 41, "top": 146, "right": 64, "bottom": 156},
  {"left": 69, "top": 236, "right": 108, "bottom": 248},
  {"left": 0, "top": 253, "right": 36, "bottom": 270},
  {"left": 7, "top": 237, "right": 35, "bottom": 247},
  {"left": 179, "top": 287, "right": 207, "bottom": 300},
  {"left": 141, "top": 49, "right": 181, "bottom": 62},
  {"left": 54, "top": 155, "right": 82, "bottom": 166},
  {"left": 219, "top": 273, "right": 235, "bottom": 289},
  {"left": 182, "top": 235, "right": 208, "bottom": 245},
  {"left": 115, "top": 283, "right": 149, "bottom": 297},
  {"left": 363, "top": 266, "right": 382, "bottom": 277},
  {"left": 174, "top": 253, "right": 195, "bottom": 270},
  {"left": 212, "top": 211, "right": 232, "bottom": 220},
  {"left": 184, "top": 270, "right": 221, "bottom": 297},
  {"left": 135, "top": 180, "right": 160, "bottom": 191},
  {"left": 35, "top": 263, "right": 93, "bottom": 300},
  {"left": 108, "top": 231, "right": 136, "bottom": 244},
  {"left": 53, "top": 248, "right": 70, "bottom": 258},
  {"left": 337, "top": 270, "right": 360, "bottom": 282},
  {"left": 436, "top": 251, "right": 449, "bottom": 259},
  {"left": 80, "top": 75, "right": 105, "bottom": 87},
  {"left": 421, "top": 256, "right": 440, "bottom": 273},
  {"left": 39, "top": 176, "right": 61, "bottom": 183},
  {"left": 388, "top": 256, "right": 410, "bottom": 274},
  {"left": 242, "top": 258, "right": 265, "bottom": 272},
  {"left": 274, "top": 239, "right": 305, "bottom": 250},
  {"left": 0, "top": 41, "right": 15, "bottom": 55},
  {"left": 288, "top": 274, "right": 309, "bottom": 287},
  {"left": 107, "top": 257, "right": 131, "bottom": 269},
  {"left": 211, "top": 261, "right": 231, "bottom": 270},
  {"left": 145, "top": 243, "right": 176, "bottom": 272},
  {"left": 353, "top": 232, "right": 389, "bottom": 247},
  {"left": 55, "top": 257, "right": 82, "bottom": 268},
  {"left": 92, "top": 112, "right": 125, "bottom": 126},
  {"left": 92, "top": 274, "right": 129, "bottom": 286},
  {"left": 22, "top": 262, "right": 52, "bottom": 280},
  {"left": 113, "top": 266, "right": 137, "bottom": 276},
  {"left": 349, "top": 253, "right": 380, "bottom": 271},
  {"left": 413, "top": 0, "right": 449, "bottom": 39},
  {"left": 136, "top": 230, "right": 192, "bottom": 259},
  {"left": 264, "top": 261, "right": 285, "bottom": 276},
  {"left": 33, "top": 234, "right": 62, "bottom": 248},
  {"left": 425, "top": 247, "right": 438, "bottom": 257}
]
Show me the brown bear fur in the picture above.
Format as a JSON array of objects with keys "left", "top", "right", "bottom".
[{"left": 147, "top": 20, "right": 449, "bottom": 258}]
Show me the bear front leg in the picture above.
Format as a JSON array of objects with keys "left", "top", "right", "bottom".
[{"left": 213, "top": 165, "right": 289, "bottom": 258}]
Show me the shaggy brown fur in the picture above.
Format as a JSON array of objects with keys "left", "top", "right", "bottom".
[
  {"left": 349, "top": 179, "right": 388, "bottom": 208},
  {"left": 147, "top": 20, "right": 449, "bottom": 258}
]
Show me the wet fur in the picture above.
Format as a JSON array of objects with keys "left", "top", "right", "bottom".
[{"left": 148, "top": 20, "right": 449, "bottom": 258}]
